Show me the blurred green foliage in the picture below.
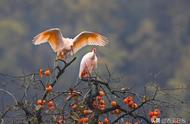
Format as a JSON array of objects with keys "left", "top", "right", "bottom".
[{"left": 0, "top": 0, "right": 190, "bottom": 118}]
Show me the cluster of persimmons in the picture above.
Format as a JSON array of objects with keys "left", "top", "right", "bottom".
[
  {"left": 37, "top": 68, "right": 56, "bottom": 110},
  {"left": 149, "top": 109, "right": 161, "bottom": 124},
  {"left": 39, "top": 68, "right": 52, "bottom": 78},
  {"left": 35, "top": 68, "right": 160, "bottom": 124}
]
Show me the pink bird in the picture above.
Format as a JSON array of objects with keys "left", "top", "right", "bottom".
[
  {"left": 79, "top": 48, "right": 97, "bottom": 79},
  {"left": 32, "top": 28, "right": 108, "bottom": 61}
]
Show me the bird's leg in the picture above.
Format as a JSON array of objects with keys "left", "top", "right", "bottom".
[
  {"left": 53, "top": 58, "right": 61, "bottom": 74},
  {"left": 55, "top": 51, "right": 67, "bottom": 65}
]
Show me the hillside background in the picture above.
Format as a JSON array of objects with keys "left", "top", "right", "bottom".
[{"left": 0, "top": 0, "right": 189, "bottom": 119}]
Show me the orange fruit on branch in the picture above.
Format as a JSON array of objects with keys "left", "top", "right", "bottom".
[
  {"left": 36, "top": 99, "right": 46, "bottom": 109},
  {"left": 98, "top": 121, "right": 103, "bottom": 124},
  {"left": 149, "top": 111, "right": 154, "bottom": 118},
  {"left": 127, "top": 96, "right": 133, "bottom": 100},
  {"left": 78, "top": 118, "right": 89, "bottom": 123},
  {"left": 99, "top": 90, "right": 105, "bottom": 97},
  {"left": 83, "top": 109, "right": 92, "bottom": 115},
  {"left": 111, "top": 101, "right": 117, "bottom": 107},
  {"left": 96, "top": 96, "right": 102, "bottom": 101},
  {"left": 83, "top": 118, "right": 89, "bottom": 123},
  {"left": 39, "top": 68, "right": 43, "bottom": 78},
  {"left": 45, "top": 84, "right": 53, "bottom": 93},
  {"left": 131, "top": 103, "right": 138, "bottom": 109},
  {"left": 48, "top": 100, "right": 55, "bottom": 110},
  {"left": 100, "top": 99, "right": 105, "bottom": 105},
  {"left": 37, "top": 99, "right": 46, "bottom": 105},
  {"left": 44, "top": 68, "right": 52, "bottom": 77},
  {"left": 154, "top": 109, "right": 160, "bottom": 117},
  {"left": 103, "top": 118, "right": 109, "bottom": 124},
  {"left": 128, "top": 100, "right": 134, "bottom": 107},
  {"left": 37, "top": 99, "right": 43, "bottom": 105},
  {"left": 123, "top": 96, "right": 133, "bottom": 105},
  {"left": 99, "top": 104, "right": 106, "bottom": 111}
]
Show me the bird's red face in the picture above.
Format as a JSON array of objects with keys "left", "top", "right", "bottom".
[{"left": 92, "top": 48, "right": 96, "bottom": 53}]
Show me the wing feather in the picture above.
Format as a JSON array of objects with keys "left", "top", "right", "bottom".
[
  {"left": 72, "top": 31, "right": 109, "bottom": 54},
  {"left": 32, "top": 28, "right": 63, "bottom": 52}
]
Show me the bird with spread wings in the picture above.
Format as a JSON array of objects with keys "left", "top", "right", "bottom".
[{"left": 33, "top": 28, "right": 108, "bottom": 62}]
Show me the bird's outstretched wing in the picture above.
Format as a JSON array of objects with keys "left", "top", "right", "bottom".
[
  {"left": 72, "top": 31, "right": 109, "bottom": 54},
  {"left": 32, "top": 28, "right": 63, "bottom": 52}
]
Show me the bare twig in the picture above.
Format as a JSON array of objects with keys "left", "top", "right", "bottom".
[{"left": 0, "top": 89, "right": 18, "bottom": 105}]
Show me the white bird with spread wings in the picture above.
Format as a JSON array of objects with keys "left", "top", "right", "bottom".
[{"left": 32, "top": 28, "right": 108, "bottom": 61}]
